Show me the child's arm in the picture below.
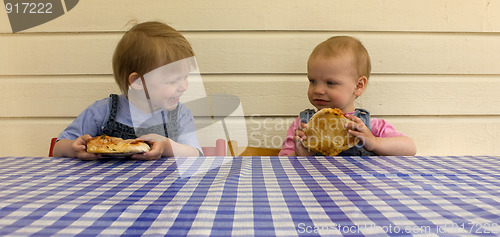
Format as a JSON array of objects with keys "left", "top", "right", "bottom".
[
  {"left": 52, "top": 135, "right": 101, "bottom": 160},
  {"left": 279, "top": 117, "right": 313, "bottom": 156},
  {"left": 364, "top": 136, "right": 416, "bottom": 156},
  {"left": 345, "top": 114, "right": 417, "bottom": 156},
  {"left": 131, "top": 134, "right": 199, "bottom": 160}
]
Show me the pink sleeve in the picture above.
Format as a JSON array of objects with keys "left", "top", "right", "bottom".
[
  {"left": 370, "top": 118, "right": 406, "bottom": 138},
  {"left": 279, "top": 117, "right": 301, "bottom": 156}
]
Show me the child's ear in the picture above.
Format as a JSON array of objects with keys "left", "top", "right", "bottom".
[
  {"left": 354, "top": 76, "right": 368, "bottom": 97},
  {"left": 128, "top": 72, "right": 143, "bottom": 90}
]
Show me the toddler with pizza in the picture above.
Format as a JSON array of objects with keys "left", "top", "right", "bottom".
[
  {"left": 279, "top": 36, "right": 416, "bottom": 156},
  {"left": 53, "top": 21, "right": 202, "bottom": 160}
]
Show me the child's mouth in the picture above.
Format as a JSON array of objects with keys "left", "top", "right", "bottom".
[{"left": 169, "top": 96, "right": 181, "bottom": 102}]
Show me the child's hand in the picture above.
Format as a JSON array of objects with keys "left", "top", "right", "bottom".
[
  {"left": 293, "top": 123, "right": 314, "bottom": 156},
  {"left": 73, "top": 135, "right": 101, "bottom": 160},
  {"left": 131, "top": 134, "right": 172, "bottom": 160},
  {"left": 344, "top": 114, "right": 377, "bottom": 152}
]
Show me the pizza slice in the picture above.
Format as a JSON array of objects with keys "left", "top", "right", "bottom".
[
  {"left": 302, "top": 108, "right": 359, "bottom": 156},
  {"left": 86, "top": 135, "right": 150, "bottom": 154}
]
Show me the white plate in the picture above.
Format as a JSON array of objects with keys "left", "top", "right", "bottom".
[{"left": 93, "top": 151, "right": 145, "bottom": 158}]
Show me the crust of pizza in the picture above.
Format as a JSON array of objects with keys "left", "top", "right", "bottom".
[
  {"left": 302, "top": 108, "right": 359, "bottom": 156},
  {"left": 86, "top": 135, "right": 150, "bottom": 154}
]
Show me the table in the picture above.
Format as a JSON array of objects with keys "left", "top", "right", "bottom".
[{"left": 0, "top": 156, "right": 499, "bottom": 236}]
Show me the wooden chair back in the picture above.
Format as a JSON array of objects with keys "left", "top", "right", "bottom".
[{"left": 227, "top": 140, "right": 281, "bottom": 156}]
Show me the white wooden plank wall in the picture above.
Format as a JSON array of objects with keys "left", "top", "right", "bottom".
[{"left": 1, "top": 0, "right": 500, "bottom": 156}]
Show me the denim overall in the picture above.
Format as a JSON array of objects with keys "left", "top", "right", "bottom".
[
  {"left": 102, "top": 94, "right": 179, "bottom": 141},
  {"left": 300, "top": 108, "right": 378, "bottom": 156}
]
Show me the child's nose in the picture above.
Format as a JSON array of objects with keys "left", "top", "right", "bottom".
[
  {"left": 177, "top": 79, "right": 188, "bottom": 92},
  {"left": 313, "top": 85, "right": 325, "bottom": 94}
]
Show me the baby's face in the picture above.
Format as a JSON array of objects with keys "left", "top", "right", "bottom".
[
  {"left": 307, "top": 54, "right": 359, "bottom": 112},
  {"left": 142, "top": 60, "right": 191, "bottom": 111}
]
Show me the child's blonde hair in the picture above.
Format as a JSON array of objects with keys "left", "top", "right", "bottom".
[
  {"left": 309, "top": 36, "right": 371, "bottom": 80},
  {"left": 112, "top": 21, "right": 195, "bottom": 94}
]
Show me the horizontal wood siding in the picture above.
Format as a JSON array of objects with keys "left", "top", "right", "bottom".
[{"left": 1, "top": 0, "right": 499, "bottom": 156}]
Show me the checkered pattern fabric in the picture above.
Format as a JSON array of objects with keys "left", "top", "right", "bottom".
[{"left": 0, "top": 156, "right": 499, "bottom": 236}]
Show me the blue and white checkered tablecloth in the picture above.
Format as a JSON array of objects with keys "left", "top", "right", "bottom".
[{"left": 0, "top": 156, "right": 499, "bottom": 236}]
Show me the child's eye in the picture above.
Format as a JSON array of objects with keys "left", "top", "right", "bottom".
[
  {"left": 165, "top": 75, "right": 188, "bottom": 84},
  {"left": 327, "top": 81, "right": 338, "bottom": 86},
  {"left": 309, "top": 79, "right": 316, "bottom": 84},
  {"left": 164, "top": 80, "right": 175, "bottom": 85},
  {"left": 176, "top": 75, "right": 188, "bottom": 82}
]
